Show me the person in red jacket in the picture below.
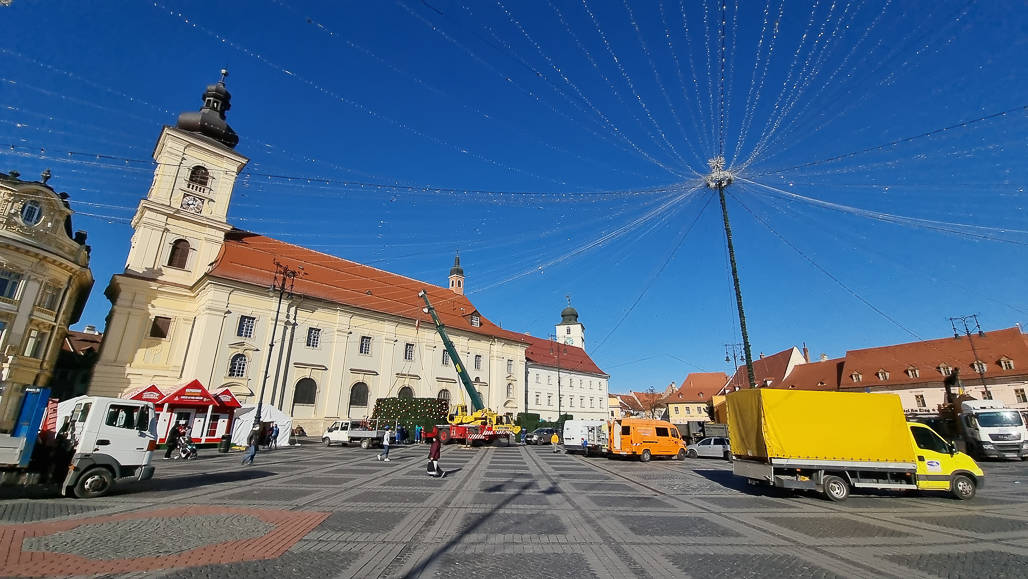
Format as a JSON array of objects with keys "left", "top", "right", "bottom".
[{"left": 427, "top": 437, "right": 444, "bottom": 477}]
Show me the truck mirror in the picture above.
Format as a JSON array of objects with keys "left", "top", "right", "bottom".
[{"left": 948, "top": 443, "right": 956, "bottom": 456}]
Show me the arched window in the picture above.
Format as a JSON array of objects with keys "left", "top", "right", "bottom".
[
  {"left": 398, "top": 386, "right": 414, "bottom": 399},
  {"left": 228, "top": 354, "right": 247, "bottom": 378},
  {"left": 167, "top": 239, "right": 190, "bottom": 269},
  {"left": 188, "top": 166, "right": 209, "bottom": 188},
  {"left": 349, "top": 382, "right": 369, "bottom": 407},
  {"left": 294, "top": 378, "right": 317, "bottom": 405},
  {"left": 437, "top": 389, "right": 450, "bottom": 402},
  {"left": 506, "top": 383, "right": 513, "bottom": 398}
]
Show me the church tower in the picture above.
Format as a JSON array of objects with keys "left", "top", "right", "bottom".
[
  {"left": 556, "top": 297, "right": 585, "bottom": 349},
  {"left": 448, "top": 252, "right": 465, "bottom": 295},
  {"left": 123, "top": 70, "right": 248, "bottom": 287}
]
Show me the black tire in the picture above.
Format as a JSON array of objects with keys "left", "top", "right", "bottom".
[
  {"left": 322, "top": 437, "right": 332, "bottom": 447},
  {"left": 687, "top": 449, "right": 698, "bottom": 458},
  {"left": 822, "top": 475, "right": 850, "bottom": 502},
  {"left": 640, "top": 449, "right": 652, "bottom": 462},
  {"left": 438, "top": 428, "right": 452, "bottom": 444},
  {"left": 73, "top": 467, "right": 113, "bottom": 499},
  {"left": 723, "top": 450, "right": 732, "bottom": 461},
  {"left": 360, "top": 438, "right": 371, "bottom": 449},
  {"left": 951, "top": 474, "right": 976, "bottom": 500},
  {"left": 674, "top": 449, "right": 686, "bottom": 461}
]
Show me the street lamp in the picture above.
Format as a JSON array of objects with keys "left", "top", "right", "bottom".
[
  {"left": 949, "top": 314, "right": 990, "bottom": 397},
  {"left": 253, "top": 261, "right": 302, "bottom": 428}
]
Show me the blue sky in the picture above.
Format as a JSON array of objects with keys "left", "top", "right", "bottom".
[{"left": 2, "top": 1, "right": 1025, "bottom": 392}]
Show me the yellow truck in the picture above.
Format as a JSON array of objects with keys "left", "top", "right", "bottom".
[{"left": 728, "top": 389, "right": 984, "bottom": 501}]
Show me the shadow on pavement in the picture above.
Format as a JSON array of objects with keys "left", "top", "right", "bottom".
[
  {"left": 118, "top": 469, "right": 277, "bottom": 495},
  {"left": 691, "top": 469, "right": 782, "bottom": 495}
]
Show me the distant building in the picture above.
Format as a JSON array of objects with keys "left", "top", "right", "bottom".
[
  {"left": 666, "top": 372, "right": 729, "bottom": 423},
  {"left": 523, "top": 319, "right": 608, "bottom": 421},
  {"left": 725, "top": 347, "right": 808, "bottom": 391},
  {"left": 87, "top": 74, "right": 531, "bottom": 434},
  {"left": 0, "top": 169, "right": 93, "bottom": 420}
]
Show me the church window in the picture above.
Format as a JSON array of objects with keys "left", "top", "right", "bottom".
[
  {"left": 149, "top": 316, "right": 171, "bottom": 339},
  {"left": 228, "top": 354, "right": 247, "bottom": 377},
  {"left": 37, "top": 284, "right": 60, "bottom": 311},
  {"left": 566, "top": 326, "right": 571, "bottom": 335},
  {"left": 404, "top": 342, "right": 415, "bottom": 361},
  {"left": 359, "top": 336, "right": 372, "bottom": 355},
  {"left": 0, "top": 269, "right": 23, "bottom": 300},
  {"left": 294, "top": 378, "right": 317, "bottom": 405},
  {"left": 398, "top": 386, "right": 414, "bottom": 399},
  {"left": 535, "top": 393, "right": 540, "bottom": 406},
  {"left": 306, "top": 328, "right": 321, "bottom": 348},
  {"left": 237, "top": 315, "right": 256, "bottom": 338},
  {"left": 20, "top": 201, "right": 42, "bottom": 226},
  {"left": 167, "top": 239, "right": 190, "bottom": 269},
  {"left": 474, "top": 354, "right": 482, "bottom": 370},
  {"left": 506, "top": 383, "right": 513, "bottom": 398},
  {"left": 349, "top": 382, "right": 369, "bottom": 407},
  {"left": 506, "top": 359, "right": 513, "bottom": 374},
  {"left": 442, "top": 350, "right": 450, "bottom": 366},
  {"left": 470, "top": 313, "right": 480, "bottom": 327},
  {"left": 187, "top": 166, "right": 209, "bottom": 189}
]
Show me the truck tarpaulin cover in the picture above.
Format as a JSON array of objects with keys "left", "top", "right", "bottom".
[{"left": 726, "top": 389, "right": 915, "bottom": 463}]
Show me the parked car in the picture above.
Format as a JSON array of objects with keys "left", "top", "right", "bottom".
[
  {"left": 525, "top": 427, "right": 557, "bottom": 445},
  {"left": 687, "top": 437, "right": 731, "bottom": 459}
]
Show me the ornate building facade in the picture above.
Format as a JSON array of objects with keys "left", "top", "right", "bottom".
[{"left": 0, "top": 170, "right": 93, "bottom": 427}]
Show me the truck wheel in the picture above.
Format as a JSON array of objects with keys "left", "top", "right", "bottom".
[
  {"left": 687, "top": 449, "right": 698, "bottom": 458},
  {"left": 640, "top": 449, "right": 652, "bottom": 462},
  {"left": 822, "top": 475, "right": 849, "bottom": 502},
  {"left": 951, "top": 474, "right": 976, "bottom": 500},
  {"left": 73, "top": 467, "right": 113, "bottom": 499},
  {"left": 674, "top": 449, "right": 685, "bottom": 460},
  {"left": 360, "top": 439, "right": 371, "bottom": 449},
  {"left": 438, "top": 429, "right": 452, "bottom": 444},
  {"left": 322, "top": 437, "right": 332, "bottom": 447}
]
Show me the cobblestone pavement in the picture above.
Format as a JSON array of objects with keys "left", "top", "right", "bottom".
[{"left": 0, "top": 442, "right": 1025, "bottom": 578}]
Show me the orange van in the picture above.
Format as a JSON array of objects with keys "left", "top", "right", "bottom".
[{"left": 608, "top": 418, "right": 687, "bottom": 461}]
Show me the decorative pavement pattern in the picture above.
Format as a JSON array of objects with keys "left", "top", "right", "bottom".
[{"left": 0, "top": 442, "right": 1024, "bottom": 578}]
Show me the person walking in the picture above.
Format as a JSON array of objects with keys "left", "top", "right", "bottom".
[
  {"left": 551, "top": 431, "right": 560, "bottom": 453},
  {"left": 427, "top": 436, "right": 444, "bottom": 477},
  {"left": 164, "top": 422, "right": 182, "bottom": 460},
  {"left": 241, "top": 426, "right": 260, "bottom": 465},
  {"left": 377, "top": 426, "right": 392, "bottom": 462},
  {"left": 269, "top": 423, "right": 279, "bottom": 450},
  {"left": 581, "top": 437, "right": 589, "bottom": 456},
  {"left": 414, "top": 424, "right": 422, "bottom": 444}
]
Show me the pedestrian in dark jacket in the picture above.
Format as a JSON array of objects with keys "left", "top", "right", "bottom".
[
  {"left": 241, "top": 426, "right": 260, "bottom": 465},
  {"left": 427, "top": 438, "right": 443, "bottom": 477},
  {"left": 164, "top": 423, "right": 182, "bottom": 459}
]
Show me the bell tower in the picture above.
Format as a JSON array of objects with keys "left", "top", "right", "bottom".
[
  {"left": 556, "top": 296, "right": 585, "bottom": 349},
  {"left": 448, "top": 252, "right": 465, "bottom": 295},
  {"left": 124, "top": 70, "right": 248, "bottom": 287}
]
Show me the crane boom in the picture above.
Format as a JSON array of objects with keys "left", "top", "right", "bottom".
[{"left": 419, "top": 290, "right": 485, "bottom": 411}]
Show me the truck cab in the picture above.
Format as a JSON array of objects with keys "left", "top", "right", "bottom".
[{"left": 958, "top": 400, "right": 1027, "bottom": 460}]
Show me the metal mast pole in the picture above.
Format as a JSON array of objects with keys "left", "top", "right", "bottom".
[
  {"left": 254, "top": 261, "right": 301, "bottom": 427},
  {"left": 950, "top": 315, "right": 990, "bottom": 395},
  {"left": 707, "top": 156, "right": 756, "bottom": 388}
]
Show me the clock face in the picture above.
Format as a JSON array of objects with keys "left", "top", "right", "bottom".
[
  {"left": 564, "top": 337, "right": 574, "bottom": 345},
  {"left": 180, "top": 195, "right": 204, "bottom": 214}
]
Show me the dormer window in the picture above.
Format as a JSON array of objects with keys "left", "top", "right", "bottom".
[
  {"left": 905, "top": 366, "right": 919, "bottom": 379},
  {"left": 875, "top": 370, "right": 890, "bottom": 381},
  {"left": 470, "top": 313, "right": 480, "bottom": 327},
  {"left": 938, "top": 364, "right": 952, "bottom": 376},
  {"left": 20, "top": 201, "right": 42, "bottom": 226},
  {"left": 850, "top": 372, "right": 862, "bottom": 383},
  {"left": 971, "top": 360, "right": 987, "bottom": 374},
  {"left": 999, "top": 357, "right": 1014, "bottom": 371}
]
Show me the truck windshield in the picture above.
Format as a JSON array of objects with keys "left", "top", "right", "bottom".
[{"left": 976, "top": 411, "right": 1023, "bottom": 428}]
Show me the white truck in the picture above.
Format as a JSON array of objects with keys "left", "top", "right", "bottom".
[
  {"left": 321, "top": 419, "right": 394, "bottom": 449},
  {"left": 562, "top": 419, "right": 609, "bottom": 456},
  {"left": 958, "top": 400, "right": 1028, "bottom": 460},
  {"left": 0, "top": 386, "right": 157, "bottom": 498}
]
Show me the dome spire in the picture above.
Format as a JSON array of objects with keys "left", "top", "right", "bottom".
[
  {"left": 448, "top": 251, "right": 465, "bottom": 295},
  {"left": 176, "top": 69, "right": 239, "bottom": 148}
]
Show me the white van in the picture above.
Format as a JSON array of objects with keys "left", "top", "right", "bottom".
[{"left": 562, "top": 420, "right": 609, "bottom": 456}]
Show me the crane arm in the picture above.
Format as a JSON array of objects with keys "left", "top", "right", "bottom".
[{"left": 418, "top": 290, "right": 485, "bottom": 412}]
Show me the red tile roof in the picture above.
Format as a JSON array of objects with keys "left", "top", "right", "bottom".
[
  {"left": 632, "top": 390, "right": 665, "bottom": 409},
  {"left": 63, "top": 330, "right": 103, "bottom": 354},
  {"left": 726, "top": 347, "right": 801, "bottom": 390},
  {"left": 669, "top": 372, "right": 729, "bottom": 402},
  {"left": 839, "top": 326, "right": 1028, "bottom": 390},
  {"left": 614, "top": 394, "right": 643, "bottom": 411},
  {"left": 208, "top": 230, "right": 529, "bottom": 345},
  {"left": 779, "top": 359, "right": 843, "bottom": 391},
  {"left": 523, "top": 336, "right": 607, "bottom": 376}
]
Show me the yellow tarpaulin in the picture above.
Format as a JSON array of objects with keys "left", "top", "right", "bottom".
[{"left": 726, "top": 389, "right": 916, "bottom": 463}]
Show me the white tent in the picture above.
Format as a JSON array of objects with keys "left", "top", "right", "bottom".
[{"left": 230, "top": 404, "right": 294, "bottom": 447}]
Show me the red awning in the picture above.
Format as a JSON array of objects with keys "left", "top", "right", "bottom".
[
  {"left": 213, "top": 388, "right": 242, "bottom": 409},
  {"left": 126, "top": 384, "right": 165, "bottom": 403},
  {"left": 155, "top": 379, "right": 219, "bottom": 407}
]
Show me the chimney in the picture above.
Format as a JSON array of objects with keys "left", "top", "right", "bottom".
[
  {"left": 820, "top": 353, "right": 828, "bottom": 362},
  {"left": 84, "top": 325, "right": 98, "bottom": 334},
  {"left": 802, "top": 342, "right": 809, "bottom": 363}
]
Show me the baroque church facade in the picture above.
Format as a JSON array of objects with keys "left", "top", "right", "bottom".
[{"left": 88, "top": 75, "right": 607, "bottom": 434}]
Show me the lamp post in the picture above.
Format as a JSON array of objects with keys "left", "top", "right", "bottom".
[
  {"left": 253, "top": 261, "right": 302, "bottom": 428},
  {"left": 549, "top": 334, "right": 566, "bottom": 422},
  {"left": 949, "top": 314, "right": 990, "bottom": 396}
]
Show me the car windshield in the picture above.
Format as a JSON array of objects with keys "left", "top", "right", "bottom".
[{"left": 976, "top": 411, "right": 1023, "bottom": 428}]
